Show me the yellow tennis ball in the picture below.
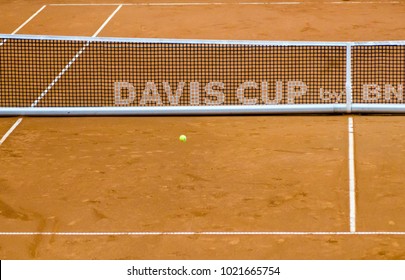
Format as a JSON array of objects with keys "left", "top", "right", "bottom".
[{"left": 179, "top": 135, "right": 187, "bottom": 142}]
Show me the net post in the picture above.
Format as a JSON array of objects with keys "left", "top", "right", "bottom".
[{"left": 346, "top": 44, "right": 353, "bottom": 113}]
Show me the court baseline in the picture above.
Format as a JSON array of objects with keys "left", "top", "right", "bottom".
[
  {"left": 1, "top": 231, "right": 405, "bottom": 236},
  {"left": 47, "top": 2, "right": 402, "bottom": 7}
]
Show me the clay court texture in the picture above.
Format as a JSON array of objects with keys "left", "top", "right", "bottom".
[{"left": 1, "top": 0, "right": 405, "bottom": 260}]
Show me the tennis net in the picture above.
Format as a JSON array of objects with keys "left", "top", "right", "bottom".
[{"left": 0, "top": 34, "right": 404, "bottom": 115}]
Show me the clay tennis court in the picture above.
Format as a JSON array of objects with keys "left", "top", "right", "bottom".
[{"left": 1, "top": 0, "right": 405, "bottom": 260}]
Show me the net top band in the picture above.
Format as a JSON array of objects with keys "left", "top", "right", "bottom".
[{"left": 2, "top": 33, "right": 405, "bottom": 46}]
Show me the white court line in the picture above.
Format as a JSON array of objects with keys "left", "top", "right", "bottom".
[
  {"left": 30, "top": 4, "right": 123, "bottom": 107},
  {"left": 11, "top": 5, "right": 47, "bottom": 35},
  {"left": 136, "top": 2, "right": 301, "bottom": 5},
  {"left": 30, "top": 43, "right": 90, "bottom": 107},
  {"left": 48, "top": 2, "right": 301, "bottom": 6},
  {"left": 0, "top": 118, "right": 23, "bottom": 146},
  {"left": 93, "top": 4, "right": 123, "bottom": 37},
  {"left": 331, "top": 1, "right": 399, "bottom": 4},
  {"left": 0, "top": 6, "right": 47, "bottom": 145},
  {"left": 48, "top": 1, "right": 400, "bottom": 6},
  {"left": 0, "top": 5, "right": 47, "bottom": 47},
  {"left": 348, "top": 117, "right": 356, "bottom": 232},
  {"left": 1, "top": 231, "right": 405, "bottom": 236},
  {"left": 49, "top": 3, "right": 123, "bottom": 6}
]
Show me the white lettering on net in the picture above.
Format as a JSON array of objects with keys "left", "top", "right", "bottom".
[
  {"left": 362, "top": 84, "right": 381, "bottom": 101},
  {"left": 140, "top": 82, "right": 163, "bottom": 105},
  {"left": 114, "top": 82, "right": 136, "bottom": 105},
  {"left": 163, "top": 81, "right": 185, "bottom": 105},
  {"left": 261, "top": 81, "right": 282, "bottom": 105},
  {"left": 236, "top": 81, "right": 258, "bottom": 105},
  {"left": 319, "top": 88, "right": 343, "bottom": 103},
  {"left": 190, "top": 82, "right": 200, "bottom": 105},
  {"left": 287, "top": 81, "right": 307, "bottom": 104},
  {"left": 205, "top": 82, "right": 225, "bottom": 105},
  {"left": 384, "top": 84, "right": 403, "bottom": 101}
]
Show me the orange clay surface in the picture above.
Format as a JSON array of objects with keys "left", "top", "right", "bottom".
[
  {"left": 1, "top": 0, "right": 405, "bottom": 259},
  {"left": 0, "top": 118, "right": 19, "bottom": 137}
]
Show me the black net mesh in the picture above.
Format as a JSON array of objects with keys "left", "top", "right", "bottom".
[
  {"left": 0, "top": 37, "right": 348, "bottom": 108},
  {"left": 352, "top": 45, "right": 405, "bottom": 104}
]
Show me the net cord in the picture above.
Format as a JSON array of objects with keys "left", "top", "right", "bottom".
[
  {"left": 1, "top": 34, "right": 405, "bottom": 45},
  {"left": 0, "top": 105, "right": 347, "bottom": 116},
  {"left": 0, "top": 33, "right": 391, "bottom": 46}
]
